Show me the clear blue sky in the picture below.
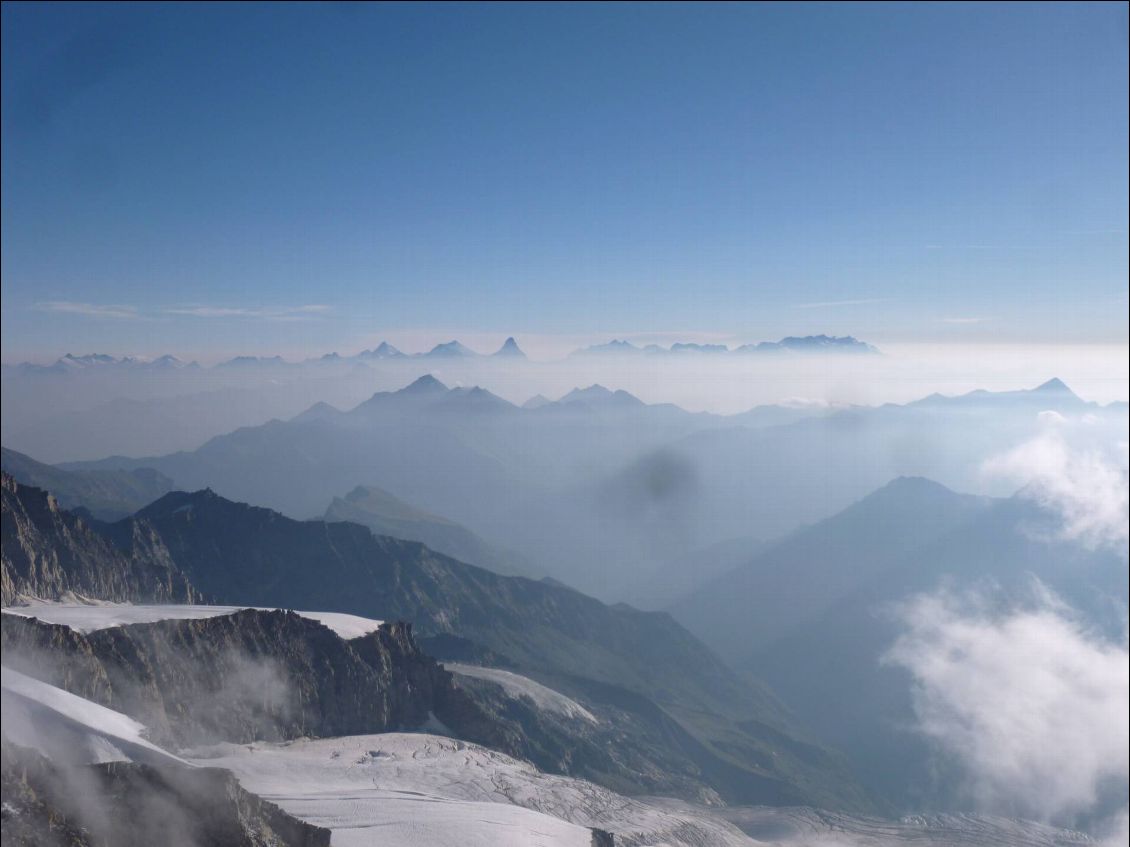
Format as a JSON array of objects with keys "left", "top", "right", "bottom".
[{"left": 2, "top": 2, "right": 1127, "bottom": 359}]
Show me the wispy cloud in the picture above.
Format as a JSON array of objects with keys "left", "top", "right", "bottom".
[
  {"left": 941, "top": 317, "right": 988, "bottom": 324},
  {"left": 795, "top": 297, "right": 891, "bottom": 309},
  {"left": 33, "top": 301, "right": 141, "bottom": 319},
  {"left": 31, "top": 301, "right": 332, "bottom": 322},
  {"left": 163, "top": 304, "right": 331, "bottom": 321}
]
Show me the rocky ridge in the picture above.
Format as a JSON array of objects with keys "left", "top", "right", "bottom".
[{"left": 1, "top": 472, "right": 197, "bottom": 606}]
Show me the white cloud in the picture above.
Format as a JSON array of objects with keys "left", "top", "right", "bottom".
[
  {"left": 941, "top": 317, "right": 987, "bottom": 324},
  {"left": 982, "top": 422, "right": 1129, "bottom": 552},
  {"left": 31, "top": 302, "right": 332, "bottom": 322},
  {"left": 33, "top": 301, "right": 140, "bottom": 319},
  {"left": 885, "top": 584, "right": 1129, "bottom": 826},
  {"left": 162, "top": 304, "right": 331, "bottom": 320}
]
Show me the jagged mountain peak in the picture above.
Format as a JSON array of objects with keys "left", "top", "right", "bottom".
[
  {"left": 217, "top": 354, "right": 287, "bottom": 367},
  {"left": 351, "top": 374, "right": 451, "bottom": 411},
  {"left": 136, "top": 487, "right": 245, "bottom": 520},
  {"left": 561, "top": 384, "right": 613, "bottom": 401},
  {"left": 559, "top": 384, "right": 644, "bottom": 407},
  {"left": 343, "top": 483, "right": 387, "bottom": 501},
  {"left": 291, "top": 401, "right": 342, "bottom": 423},
  {"left": 442, "top": 385, "right": 516, "bottom": 412},
  {"left": 872, "top": 475, "right": 960, "bottom": 499},
  {"left": 424, "top": 340, "right": 479, "bottom": 358},
  {"left": 1, "top": 472, "right": 199, "bottom": 604},
  {"left": 492, "top": 337, "right": 526, "bottom": 358},
  {"left": 357, "top": 341, "right": 404, "bottom": 359},
  {"left": 572, "top": 339, "right": 640, "bottom": 356},
  {"left": 570, "top": 335, "right": 880, "bottom": 356},
  {"left": 1033, "top": 377, "right": 1075, "bottom": 395},
  {"left": 60, "top": 353, "right": 119, "bottom": 365},
  {"left": 670, "top": 342, "right": 729, "bottom": 353},
  {"left": 399, "top": 374, "right": 449, "bottom": 394}
]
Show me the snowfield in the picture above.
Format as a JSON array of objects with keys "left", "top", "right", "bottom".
[
  {"left": 445, "top": 662, "right": 598, "bottom": 723},
  {"left": 185, "top": 733, "right": 756, "bottom": 847},
  {"left": 0, "top": 669, "right": 1097, "bottom": 847},
  {"left": 0, "top": 670, "right": 595, "bottom": 846},
  {"left": 1, "top": 601, "right": 384, "bottom": 640},
  {"left": 0, "top": 666, "right": 185, "bottom": 768}
]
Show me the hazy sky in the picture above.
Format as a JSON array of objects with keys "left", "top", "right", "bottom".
[{"left": 1, "top": 2, "right": 1127, "bottom": 360}]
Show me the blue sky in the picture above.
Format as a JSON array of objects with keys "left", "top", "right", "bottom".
[{"left": 2, "top": 2, "right": 1127, "bottom": 360}]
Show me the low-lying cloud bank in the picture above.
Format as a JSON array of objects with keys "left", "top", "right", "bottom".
[
  {"left": 885, "top": 583, "right": 1128, "bottom": 831},
  {"left": 983, "top": 414, "right": 1129, "bottom": 552}
]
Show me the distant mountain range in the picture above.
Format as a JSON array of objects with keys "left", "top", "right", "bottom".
[
  {"left": 1, "top": 338, "right": 529, "bottom": 372},
  {"left": 2, "top": 334, "right": 883, "bottom": 373},
  {"left": 43, "top": 375, "right": 1124, "bottom": 601},
  {"left": 4, "top": 352, "right": 201, "bottom": 374},
  {"left": 572, "top": 335, "right": 880, "bottom": 356}
]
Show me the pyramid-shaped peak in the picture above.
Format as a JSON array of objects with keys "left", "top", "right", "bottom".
[
  {"left": 425, "top": 340, "right": 478, "bottom": 358},
  {"left": 558, "top": 385, "right": 644, "bottom": 407},
  {"left": 877, "top": 476, "right": 956, "bottom": 497},
  {"left": 1033, "top": 377, "right": 1074, "bottom": 394},
  {"left": 398, "top": 374, "right": 448, "bottom": 394},
  {"left": 561, "top": 384, "right": 613, "bottom": 402},
  {"left": 493, "top": 337, "right": 526, "bottom": 358},
  {"left": 357, "top": 342, "right": 404, "bottom": 359},
  {"left": 292, "top": 400, "right": 341, "bottom": 422}
]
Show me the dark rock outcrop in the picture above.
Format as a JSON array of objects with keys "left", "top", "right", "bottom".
[
  {"left": 1, "top": 611, "right": 513, "bottom": 755},
  {"left": 1, "top": 472, "right": 198, "bottom": 605}
]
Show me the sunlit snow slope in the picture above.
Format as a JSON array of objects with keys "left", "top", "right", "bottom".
[
  {"left": 1, "top": 664, "right": 1098, "bottom": 847},
  {"left": 186, "top": 734, "right": 754, "bottom": 847},
  {"left": 1, "top": 666, "right": 185, "bottom": 767},
  {"left": 446, "top": 662, "right": 597, "bottom": 723},
  {"left": 1, "top": 601, "right": 384, "bottom": 639}
]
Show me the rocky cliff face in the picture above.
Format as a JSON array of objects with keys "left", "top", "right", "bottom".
[
  {"left": 1, "top": 610, "right": 514, "bottom": 755},
  {"left": 1, "top": 739, "right": 331, "bottom": 847},
  {"left": 1, "top": 472, "right": 198, "bottom": 605}
]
